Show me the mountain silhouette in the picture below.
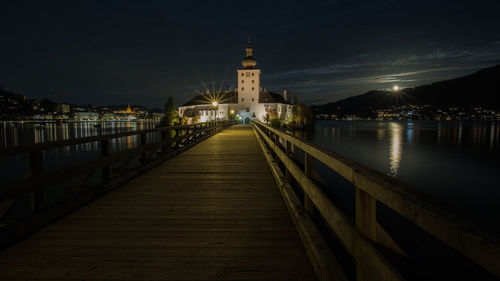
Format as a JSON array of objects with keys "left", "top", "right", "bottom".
[{"left": 312, "top": 64, "right": 500, "bottom": 116}]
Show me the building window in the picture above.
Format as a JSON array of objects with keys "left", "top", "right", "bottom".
[
  {"left": 252, "top": 80, "right": 254, "bottom": 83},
  {"left": 252, "top": 98, "right": 254, "bottom": 102},
  {"left": 246, "top": 72, "right": 251, "bottom": 77},
  {"left": 252, "top": 87, "right": 254, "bottom": 90},
  {"left": 241, "top": 80, "right": 244, "bottom": 83},
  {"left": 242, "top": 87, "right": 244, "bottom": 91},
  {"left": 242, "top": 98, "right": 244, "bottom": 101},
  {"left": 241, "top": 73, "right": 244, "bottom": 76},
  {"left": 252, "top": 73, "right": 254, "bottom": 76},
  {"left": 246, "top": 108, "right": 250, "bottom": 112}
]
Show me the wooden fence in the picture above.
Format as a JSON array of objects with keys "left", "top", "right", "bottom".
[
  {"left": 252, "top": 121, "right": 500, "bottom": 281},
  {"left": 0, "top": 121, "right": 235, "bottom": 249}
]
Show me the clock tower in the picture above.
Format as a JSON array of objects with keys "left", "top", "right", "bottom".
[{"left": 237, "top": 39, "right": 261, "bottom": 121}]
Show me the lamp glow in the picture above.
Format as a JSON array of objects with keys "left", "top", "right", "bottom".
[
  {"left": 230, "top": 110, "right": 234, "bottom": 114},
  {"left": 212, "top": 101, "right": 218, "bottom": 107},
  {"left": 393, "top": 85, "right": 399, "bottom": 91}
]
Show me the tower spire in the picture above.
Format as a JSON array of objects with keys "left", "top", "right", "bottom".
[
  {"left": 246, "top": 37, "right": 253, "bottom": 57},
  {"left": 242, "top": 38, "right": 257, "bottom": 68}
]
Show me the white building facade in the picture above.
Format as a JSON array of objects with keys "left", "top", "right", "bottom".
[{"left": 178, "top": 41, "right": 292, "bottom": 124}]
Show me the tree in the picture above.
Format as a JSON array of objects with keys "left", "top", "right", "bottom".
[
  {"left": 40, "top": 98, "right": 57, "bottom": 113},
  {"left": 291, "top": 96, "right": 315, "bottom": 127},
  {"left": 292, "top": 95, "right": 299, "bottom": 122},
  {"left": 161, "top": 96, "right": 179, "bottom": 126}
]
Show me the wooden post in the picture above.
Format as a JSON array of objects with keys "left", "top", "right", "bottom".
[
  {"left": 355, "top": 186, "right": 377, "bottom": 281},
  {"left": 101, "top": 139, "right": 110, "bottom": 181},
  {"left": 304, "top": 152, "right": 315, "bottom": 215},
  {"left": 355, "top": 187, "right": 377, "bottom": 239},
  {"left": 161, "top": 130, "right": 168, "bottom": 153},
  {"left": 285, "top": 140, "right": 293, "bottom": 182},
  {"left": 175, "top": 128, "right": 181, "bottom": 148},
  {"left": 29, "top": 151, "right": 44, "bottom": 210}
]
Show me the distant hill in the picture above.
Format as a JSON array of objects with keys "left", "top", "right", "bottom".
[{"left": 312, "top": 64, "right": 500, "bottom": 116}]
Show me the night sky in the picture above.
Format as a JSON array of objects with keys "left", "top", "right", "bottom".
[{"left": 1, "top": 0, "right": 500, "bottom": 107}]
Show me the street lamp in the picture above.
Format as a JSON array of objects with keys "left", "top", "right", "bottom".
[
  {"left": 393, "top": 85, "right": 399, "bottom": 91},
  {"left": 211, "top": 101, "right": 218, "bottom": 123}
]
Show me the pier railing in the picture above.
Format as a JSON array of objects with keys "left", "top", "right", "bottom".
[
  {"left": 0, "top": 121, "right": 235, "bottom": 249},
  {"left": 252, "top": 121, "right": 500, "bottom": 281}
]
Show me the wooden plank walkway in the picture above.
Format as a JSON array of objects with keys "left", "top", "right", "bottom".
[{"left": 0, "top": 125, "right": 316, "bottom": 280}]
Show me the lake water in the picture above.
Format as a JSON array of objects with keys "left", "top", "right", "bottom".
[
  {"left": 298, "top": 120, "right": 500, "bottom": 236},
  {"left": 0, "top": 121, "right": 159, "bottom": 184}
]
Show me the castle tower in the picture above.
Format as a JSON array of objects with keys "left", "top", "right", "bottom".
[{"left": 237, "top": 39, "right": 261, "bottom": 121}]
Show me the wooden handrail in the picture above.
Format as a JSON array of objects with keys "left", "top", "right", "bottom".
[
  {"left": 252, "top": 122, "right": 405, "bottom": 281},
  {"left": 252, "top": 121, "right": 500, "bottom": 279},
  {"left": 0, "top": 121, "right": 234, "bottom": 207},
  {"left": 0, "top": 120, "right": 236, "bottom": 250},
  {"left": 0, "top": 122, "right": 217, "bottom": 158},
  {"left": 0, "top": 125, "right": 218, "bottom": 202}
]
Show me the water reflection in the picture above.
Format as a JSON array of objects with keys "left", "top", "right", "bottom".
[
  {"left": 310, "top": 120, "right": 500, "bottom": 236},
  {"left": 0, "top": 121, "right": 159, "bottom": 184},
  {"left": 388, "top": 122, "right": 402, "bottom": 176},
  {"left": 0, "top": 121, "right": 159, "bottom": 147}
]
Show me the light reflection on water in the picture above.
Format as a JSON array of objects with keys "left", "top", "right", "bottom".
[
  {"left": 0, "top": 121, "right": 159, "bottom": 183},
  {"left": 294, "top": 120, "right": 500, "bottom": 235},
  {"left": 389, "top": 122, "right": 402, "bottom": 176}
]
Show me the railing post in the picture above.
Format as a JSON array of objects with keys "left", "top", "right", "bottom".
[
  {"left": 101, "top": 139, "right": 110, "bottom": 181},
  {"left": 273, "top": 132, "right": 279, "bottom": 160},
  {"left": 304, "top": 152, "right": 316, "bottom": 215},
  {"left": 161, "top": 130, "right": 168, "bottom": 153},
  {"left": 355, "top": 187, "right": 377, "bottom": 239},
  {"left": 355, "top": 186, "right": 377, "bottom": 281},
  {"left": 175, "top": 128, "right": 181, "bottom": 148},
  {"left": 285, "top": 140, "right": 293, "bottom": 182},
  {"left": 29, "top": 150, "right": 44, "bottom": 210}
]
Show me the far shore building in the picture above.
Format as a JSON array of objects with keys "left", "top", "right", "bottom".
[
  {"left": 178, "top": 41, "right": 293, "bottom": 124},
  {"left": 114, "top": 105, "right": 136, "bottom": 114},
  {"left": 74, "top": 111, "right": 99, "bottom": 121}
]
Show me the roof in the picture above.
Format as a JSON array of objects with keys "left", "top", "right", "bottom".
[
  {"left": 182, "top": 92, "right": 238, "bottom": 106},
  {"left": 259, "top": 91, "right": 290, "bottom": 104}
]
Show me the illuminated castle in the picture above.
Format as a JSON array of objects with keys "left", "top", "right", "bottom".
[{"left": 177, "top": 40, "right": 292, "bottom": 124}]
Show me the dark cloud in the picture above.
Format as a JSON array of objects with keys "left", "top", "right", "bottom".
[{"left": 1, "top": 0, "right": 499, "bottom": 106}]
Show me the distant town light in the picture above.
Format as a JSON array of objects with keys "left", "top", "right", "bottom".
[
  {"left": 212, "top": 101, "right": 218, "bottom": 107},
  {"left": 393, "top": 85, "right": 399, "bottom": 91}
]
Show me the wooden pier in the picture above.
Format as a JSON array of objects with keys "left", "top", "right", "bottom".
[
  {"left": 1, "top": 122, "right": 499, "bottom": 281},
  {"left": 0, "top": 125, "right": 316, "bottom": 280}
]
